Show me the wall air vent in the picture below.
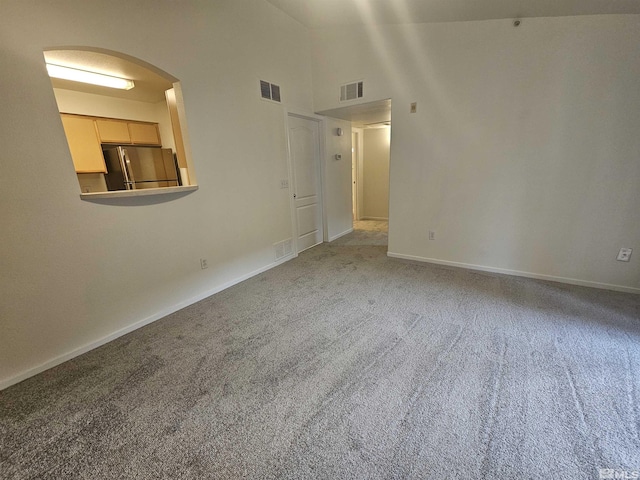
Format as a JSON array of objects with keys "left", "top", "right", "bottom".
[
  {"left": 274, "top": 238, "right": 293, "bottom": 260},
  {"left": 340, "top": 81, "right": 364, "bottom": 102},
  {"left": 260, "top": 80, "right": 281, "bottom": 103}
]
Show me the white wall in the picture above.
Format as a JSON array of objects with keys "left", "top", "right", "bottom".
[
  {"left": 323, "top": 118, "right": 353, "bottom": 241},
  {"left": 311, "top": 15, "right": 640, "bottom": 292},
  {"left": 0, "top": 0, "right": 314, "bottom": 388},
  {"left": 362, "top": 127, "right": 390, "bottom": 220}
]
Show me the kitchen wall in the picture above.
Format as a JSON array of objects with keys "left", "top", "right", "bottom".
[
  {"left": 0, "top": 0, "right": 315, "bottom": 388},
  {"left": 311, "top": 15, "right": 640, "bottom": 292},
  {"left": 362, "top": 127, "right": 390, "bottom": 220}
]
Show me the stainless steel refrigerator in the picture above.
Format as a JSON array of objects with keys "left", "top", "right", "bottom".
[{"left": 103, "top": 146, "right": 180, "bottom": 191}]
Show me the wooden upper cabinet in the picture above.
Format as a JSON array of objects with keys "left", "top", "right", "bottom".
[
  {"left": 96, "top": 119, "right": 161, "bottom": 145},
  {"left": 60, "top": 113, "right": 162, "bottom": 173},
  {"left": 60, "top": 114, "right": 107, "bottom": 173},
  {"left": 128, "top": 122, "right": 161, "bottom": 145},
  {"left": 95, "top": 119, "right": 131, "bottom": 144}
]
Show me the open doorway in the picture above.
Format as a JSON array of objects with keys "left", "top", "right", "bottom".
[{"left": 317, "top": 99, "right": 391, "bottom": 246}]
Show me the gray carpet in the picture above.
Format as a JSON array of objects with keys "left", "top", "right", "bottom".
[
  {"left": 331, "top": 219, "right": 388, "bottom": 246},
  {"left": 1, "top": 233, "right": 639, "bottom": 479}
]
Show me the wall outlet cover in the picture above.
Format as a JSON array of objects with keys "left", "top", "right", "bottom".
[{"left": 616, "top": 248, "right": 632, "bottom": 262}]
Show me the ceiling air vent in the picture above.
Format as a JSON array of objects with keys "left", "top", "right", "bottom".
[
  {"left": 260, "top": 80, "right": 281, "bottom": 103},
  {"left": 340, "top": 81, "right": 363, "bottom": 102}
]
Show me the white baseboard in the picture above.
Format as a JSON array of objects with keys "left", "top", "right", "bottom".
[
  {"left": 360, "top": 216, "right": 388, "bottom": 221},
  {"left": 328, "top": 228, "right": 353, "bottom": 242},
  {"left": 387, "top": 251, "right": 640, "bottom": 295},
  {"left": 0, "top": 253, "right": 297, "bottom": 391}
]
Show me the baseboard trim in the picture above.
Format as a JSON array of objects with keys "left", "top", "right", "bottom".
[
  {"left": 0, "top": 253, "right": 297, "bottom": 391},
  {"left": 328, "top": 228, "right": 353, "bottom": 242},
  {"left": 361, "top": 216, "right": 388, "bottom": 221},
  {"left": 387, "top": 251, "right": 640, "bottom": 295}
]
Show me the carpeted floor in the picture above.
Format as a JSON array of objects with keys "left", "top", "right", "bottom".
[
  {"left": 331, "top": 219, "right": 388, "bottom": 246},
  {"left": 1, "top": 225, "right": 639, "bottom": 479}
]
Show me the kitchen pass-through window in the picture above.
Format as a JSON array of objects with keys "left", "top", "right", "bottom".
[{"left": 43, "top": 47, "right": 197, "bottom": 196}]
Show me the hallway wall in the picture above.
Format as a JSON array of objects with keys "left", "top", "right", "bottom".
[{"left": 362, "top": 127, "right": 390, "bottom": 220}]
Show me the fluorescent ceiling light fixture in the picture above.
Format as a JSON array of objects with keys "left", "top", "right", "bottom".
[
  {"left": 364, "top": 121, "right": 391, "bottom": 129},
  {"left": 46, "top": 63, "right": 135, "bottom": 90}
]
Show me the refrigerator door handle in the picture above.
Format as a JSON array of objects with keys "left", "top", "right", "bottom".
[{"left": 120, "top": 147, "right": 135, "bottom": 190}]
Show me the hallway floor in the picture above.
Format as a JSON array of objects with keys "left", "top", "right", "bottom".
[{"left": 330, "top": 219, "right": 388, "bottom": 246}]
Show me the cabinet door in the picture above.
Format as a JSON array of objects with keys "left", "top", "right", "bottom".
[
  {"left": 60, "top": 115, "right": 107, "bottom": 173},
  {"left": 128, "top": 122, "right": 161, "bottom": 145},
  {"left": 96, "top": 119, "right": 131, "bottom": 144}
]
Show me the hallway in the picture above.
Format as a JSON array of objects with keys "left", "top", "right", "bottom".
[{"left": 330, "top": 220, "right": 388, "bottom": 246}]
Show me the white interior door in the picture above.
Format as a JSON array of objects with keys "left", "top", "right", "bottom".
[{"left": 288, "top": 114, "right": 323, "bottom": 252}]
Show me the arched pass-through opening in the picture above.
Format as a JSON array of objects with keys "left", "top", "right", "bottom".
[{"left": 43, "top": 46, "right": 196, "bottom": 197}]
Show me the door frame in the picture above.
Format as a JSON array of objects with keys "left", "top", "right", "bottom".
[
  {"left": 352, "top": 127, "right": 364, "bottom": 221},
  {"left": 284, "top": 109, "right": 327, "bottom": 255}
]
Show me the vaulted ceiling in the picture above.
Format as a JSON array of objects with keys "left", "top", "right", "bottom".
[{"left": 266, "top": 0, "right": 640, "bottom": 28}]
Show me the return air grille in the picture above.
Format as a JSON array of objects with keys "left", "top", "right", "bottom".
[
  {"left": 274, "top": 238, "right": 293, "bottom": 260},
  {"left": 260, "top": 80, "right": 281, "bottom": 103},
  {"left": 340, "top": 81, "right": 364, "bottom": 102}
]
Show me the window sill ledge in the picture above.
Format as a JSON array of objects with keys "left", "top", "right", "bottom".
[{"left": 80, "top": 185, "right": 198, "bottom": 200}]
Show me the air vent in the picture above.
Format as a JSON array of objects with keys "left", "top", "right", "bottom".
[
  {"left": 271, "top": 84, "right": 281, "bottom": 102},
  {"left": 260, "top": 80, "right": 281, "bottom": 103},
  {"left": 274, "top": 238, "right": 293, "bottom": 260},
  {"left": 340, "top": 81, "right": 364, "bottom": 102}
]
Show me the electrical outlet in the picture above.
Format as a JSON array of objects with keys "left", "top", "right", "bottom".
[
  {"left": 428, "top": 230, "right": 435, "bottom": 241},
  {"left": 200, "top": 258, "right": 208, "bottom": 269},
  {"left": 616, "top": 248, "right": 632, "bottom": 262},
  {"left": 410, "top": 102, "right": 417, "bottom": 114}
]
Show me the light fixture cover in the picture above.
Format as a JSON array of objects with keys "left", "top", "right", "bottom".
[{"left": 46, "top": 63, "right": 135, "bottom": 90}]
